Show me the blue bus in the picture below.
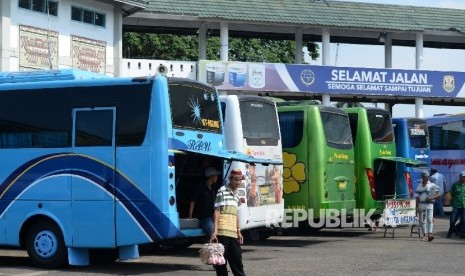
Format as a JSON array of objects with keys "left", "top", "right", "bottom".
[
  {"left": 426, "top": 113, "right": 465, "bottom": 201},
  {"left": 0, "top": 69, "right": 274, "bottom": 268},
  {"left": 392, "top": 118, "right": 430, "bottom": 198}
]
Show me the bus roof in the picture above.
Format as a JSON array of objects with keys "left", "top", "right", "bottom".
[
  {"left": 425, "top": 113, "right": 465, "bottom": 126},
  {"left": 344, "top": 106, "right": 387, "bottom": 112},
  {"left": 275, "top": 100, "right": 321, "bottom": 107},
  {"left": 392, "top": 117, "right": 427, "bottom": 123},
  {"left": 0, "top": 70, "right": 170, "bottom": 91},
  {"left": 0, "top": 69, "right": 110, "bottom": 84}
]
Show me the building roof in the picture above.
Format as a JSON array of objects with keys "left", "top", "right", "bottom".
[
  {"left": 124, "top": 0, "right": 465, "bottom": 49},
  {"left": 114, "top": 0, "right": 148, "bottom": 17},
  {"left": 116, "top": 0, "right": 147, "bottom": 7},
  {"left": 144, "top": 0, "right": 465, "bottom": 32}
]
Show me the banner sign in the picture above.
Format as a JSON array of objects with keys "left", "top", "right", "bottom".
[
  {"left": 198, "top": 60, "right": 465, "bottom": 98},
  {"left": 382, "top": 199, "right": 418, "bottom": 227}
]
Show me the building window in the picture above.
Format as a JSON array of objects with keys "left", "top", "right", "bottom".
[
  {"left": 18, "top": 0, "right": 58, "bottom": 16},
  {"left": 71, "top": 6, "right": 106, "bottom": 27}
]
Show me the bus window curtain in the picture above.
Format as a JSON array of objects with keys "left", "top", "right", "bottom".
[{"left": 279, "top": 112, "right": 303, "bottom": 149}]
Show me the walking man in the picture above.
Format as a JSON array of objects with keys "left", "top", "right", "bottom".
[{"left": 447, "top": 171, "right": 465, "bottom": 238}]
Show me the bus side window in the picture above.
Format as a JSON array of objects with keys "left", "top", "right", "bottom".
[
  {"left": 348, "top": 113, "right": 358, "bottom": 144},
  {"left": 75, "top": 110, "right": 114, "bottom": 147}
]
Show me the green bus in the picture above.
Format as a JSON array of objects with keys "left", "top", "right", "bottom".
[
  {"left": 277, "top": 101, "right": 356, "bottom": 230},
  {"left": 343, "top": 107, "right": 421, "bottom": 216}
]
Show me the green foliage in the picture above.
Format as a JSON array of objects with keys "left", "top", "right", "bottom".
[{"left": 123, "top": 33, "right": 319, "bottom": 63}]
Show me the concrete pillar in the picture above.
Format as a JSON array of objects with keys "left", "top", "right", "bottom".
[
  {"left": 113, "top": 4, "right": 123, "bottom": 77},
  {"left": 0, "top": 0, "right": 11, "bottom": 71},
  {"left": 415, "top": 33, "right": 424, "bottom": 70},
  {"left": 295, "top": 28, "right": 303, "bottom": 64},
  {"left": 384, "top": 33, "right": 392, "bottom": 68},
  {"left": 321, "top": 28, "right": 331, "bottom": 106},
  {"left": 415, "top": 98, "right": 424, "bottom": 118},
  {"left": 415, "top": 32, "right": 424, "bottom": 118},
  {"left": 322, "top": 28, "right": 330, "bottom": 65},
  {"left": 220, "top": 22, "right": 228, "bottom": 61},
  {"left": 385, "top": 103, "right": 392, "bottom": 115},
  {"left": 198, "top": 23, "right": 207, "bottom": 60}
]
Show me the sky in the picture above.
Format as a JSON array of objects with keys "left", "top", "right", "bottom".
[{"left": 308, "top": 0, "right": 465, "bottom": 117}]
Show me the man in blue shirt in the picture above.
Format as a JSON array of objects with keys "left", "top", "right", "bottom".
[{"left": 429, "top": 168, "right": 445, "bottom": 217}]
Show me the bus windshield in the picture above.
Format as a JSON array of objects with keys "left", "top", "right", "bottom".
[
  {"left": 367, "top": 109, "right": 394, "bottom": 143},
  {"left": 168, "top": 81, "right": 222, "bottom": 133},
  {"left": 239, "top": 99, "right": 280, "bottom": 144},
  {"left": 320, "top": 110, "right": 353, "bottom": 149},
  {"left": 407, "top": 120, "right": 428, "bottom": 148}
]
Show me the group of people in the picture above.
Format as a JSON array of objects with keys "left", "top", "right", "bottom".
[
  {"left": 187, "top": 165, "right": 465, "bottom": 273},
  {"left": 189, "top": 166, "right": 246, "bottom": 276},
  {"left": 416, "top": 168, "right": 465, "bottom": 241}
]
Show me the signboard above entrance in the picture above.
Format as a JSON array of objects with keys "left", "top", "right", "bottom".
[{"left": 198, "top": 60, "right": 465, "bottom": 98}]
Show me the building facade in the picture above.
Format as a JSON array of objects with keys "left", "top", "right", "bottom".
[{"left": 0, "top": 0, "right": 143, "bottom": 76}]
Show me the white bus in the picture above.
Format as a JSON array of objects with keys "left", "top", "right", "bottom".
[{"left": 220, "top": 95, "right": 284, "bottom": 241}]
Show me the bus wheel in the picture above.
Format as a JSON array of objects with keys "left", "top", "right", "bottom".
[
  {"left": 25, "top": 220, "right": 67, "bottom": 269},
  {"left": 245, "top": 229, "right": 261, "bottom": 242},
  {"left": 89, "top": 249, "right": 119, "bottom": 264},
  {"left": 299, "top": 221, "right": 324, "bottom": 234},
  {"left": 245, "top": 229, "right": 271, "bottom": 242},
  {"left": 259, "top": 230, "right": 272, "bottom": 241}
]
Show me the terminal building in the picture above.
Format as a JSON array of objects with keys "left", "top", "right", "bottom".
[{"left": 1, "top": 0, "right": 465, "bottom": 114}]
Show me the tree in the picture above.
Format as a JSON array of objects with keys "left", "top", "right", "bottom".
[{"left": 123, "top": 33, "right": 319, "bottom": 63}]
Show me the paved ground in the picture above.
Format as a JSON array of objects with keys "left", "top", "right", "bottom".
[{"left": 0, "top": 214, "right": 463, "bottom": 276}]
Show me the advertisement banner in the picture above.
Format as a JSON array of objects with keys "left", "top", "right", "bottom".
[{"left": 198, "top": 60, "right": 465, "bottom": 98}]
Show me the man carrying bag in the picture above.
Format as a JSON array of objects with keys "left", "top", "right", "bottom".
[{"left": 211, "top": 169, "right": 246, "bottom": 276}]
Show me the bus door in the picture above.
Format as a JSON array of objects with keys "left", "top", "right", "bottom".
[
  {"left": 71, "top": 107, "right": 116, "bottom": 247},
  {"left": 375, "top": 157, "right": 426, "bottom": 200}
]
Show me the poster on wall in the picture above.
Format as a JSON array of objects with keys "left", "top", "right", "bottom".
[
  {"left": 19, "top": 25, "right": 58, "bottom": 70},
  {"left": 71, "top": 35, "right": 106, "bottom": 74}
]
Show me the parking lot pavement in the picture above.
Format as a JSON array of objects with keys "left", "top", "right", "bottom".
[{"left": 1, "top": 214, "right": 464, "bottom": 276}]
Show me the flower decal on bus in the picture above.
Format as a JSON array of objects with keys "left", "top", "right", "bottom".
[{"left": 282, "top": 152, "right": 306, "bottom": 194}]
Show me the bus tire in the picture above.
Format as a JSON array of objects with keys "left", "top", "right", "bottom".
[
  {"left": 299, "top": 221, "right": 324, "bottom": 234},
  {"left": 245, "top": 230, "right": 261, "bottom": 243},
  {"left": 25, "top": 220, "right": 67, "bottom": 269},
  {"left": 245, "top": 229, "right": 271, "bottom": 242},
  {"left": 89, "top": 248, "right": 119, "bottom": 264},
  {"left": 259, "top": 230, "right": 272, "bottom": 241}
]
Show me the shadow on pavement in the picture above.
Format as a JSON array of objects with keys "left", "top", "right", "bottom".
[
  {"left": 70, "top": 261, "right": 205, "bottom": 274},
  {"left": 0, "top": 255, "right": 32, "bottom": 267}
]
